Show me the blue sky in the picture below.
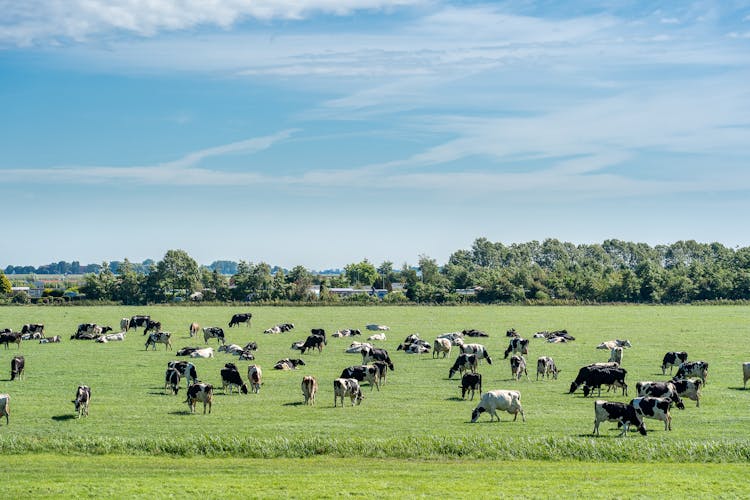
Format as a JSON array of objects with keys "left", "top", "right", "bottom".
[{"left": 1, "top": 1, "right": 749, "bottom": 270}]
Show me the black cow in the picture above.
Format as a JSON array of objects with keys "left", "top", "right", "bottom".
[
  {"left": 569, "top": 365, "right": 628, "bottom": 397},
  {"left": 593, "top": 400, "right": 646, "bottom": 436},
  {"left": 449, "top": 353, "right": 478, "bottom": 379},
  {"left": 143, "top": 320, "right": 162, "bottom": 336},
  {"left": 0, "top": 332, "right": 21, "bottom": 349},
  {"left": 503, "top": 337, "right": 529, "bottom": 359},
  {"left": 10, "top": 356, "right": 24, "bottom": 381},
  {"left": 463, "top": 329, "right": 489, "bottom": 337},
  {"left": 76, "top": 323, "right": 97, "bottom": 335},
  {"left": 310, "top": 329, "right": 327, "bottom": 344},
  {"left": 165, "top": 368, "right": 181, "bottom": 395},
  {"left": 129, "top": 315, "right": 151, "bottom": 330},
  {"left": 340, "top": 365, "right": 380, "bottom": 391},
  {"left": 72, "top": 385, "right": 91, "bottom": 418},
  {"left": 220, "top": 364, "right": 248, "bottom": 394},
  {"left": 229, "top": 313, "right": 252, "bottom": 328},
  {"left": 661, "top": 351, "right": 688, "bottom": 375},
  {"left": 361, "top": 346, "right": 394, "bottom": 371},
  {"left": 300, "top": 335, "right": 325, "bottom": 354},
  {"left": 461, "top": 372, "right": 482, "bottom": 400}
]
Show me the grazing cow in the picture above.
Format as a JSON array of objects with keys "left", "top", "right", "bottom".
[
  {"left": 461, "top": 372, "right": 482, "bottom": 400},
  {"left": 456, "top": 340, "right": 493, "bottom": 365},
  {"left": 302, "top": 376, "right": 318, "bottom": 404},
  {"left": 10, "top": 356, "right": 24, "bottom": 381},
  {"left": 340, "top": 365, "right": 380, "bottom": 391},
  {"left": 569, "top": 365, "right": 628, "bottom": 397},
  {"left": 189, "top": 322, "right": 200, "bottom": 338},
  {"left": 470, "top": 390, "right": 525, "bottom": 423},
  {"left": 129, "top": 315, "right": 151, "bottom": 331},
  {"left": 367, "top": 333, "right": 386, "bottom": 341},
  {"left": 300, "top": 334, "right": 325, "bottom": 354},
  {"left": 39, "top": 335, "right": 61, "bottom": 344},
  {"left": 221, "top": 364, "right": 248, "bottom": 394},
  {"left": 333, "top": 378, "right": 364, "bottom": 407},
  {"left": 120, "top": 318, "right": 130, "bottom": 332},
  {"left": 165, "top": 368, "right": 181, "bottom": 395},
  {"left": 631, "top": 397, "right": 676, "bottom": 431},
  {"left": 72, "top": 385, "right": 91, "bottom": 418},
  {"left": 503, "top": 337, "right": 529, "bottom": 359},
  {"left": 229, "top": 313, "right": 252, "bottom": 328},
  {"left": 189, "top": 347, "right": 214, "bottom": 359},
  {"left": 0, "top": 332, "right": 22, "bottom": 349},
  {"left": 361, "top": 346, "right": 394, "bottom": 371},
  {"left": 744, "top": 362, "right": 750, "bottom": 389},
  {"left": 345, "top": 342, "right": 372, "bottom": 354},
  {"left": 186, "top": 383, "right": 213, "bottom": 414},
  {"left": 372, "top": 361, "right": 389, "bottom": 386},
  {"left": 21, "top": 324, "right": 44, "bottom": 336},
  {"left": 536, "top": 356, "right": 559, "bottom": 380},
  {"left": 202, "top": 327, "right": 226, "bottom": 345},
  {"left": 365, "top": 324, "right": 389, "bottom": 331},
  {"left": 248, "top": 365, "right": 262, "bottom": 393},
  {"left": 510, "top": 355, "right": 528, "bottom": 381},
  {"left": 449, "top": 353, "right": 478, "bottom": 379},
  {"left": 507, "top": 328, "right": 520, "bottom": 337},
  {"left": 675, "top": 361, "right": 709, "bottom": 385},
  {"left": 145, "top": 332, "right": 172, "bottom": 351},
  {"left": 593, "top": 400, "right": 646, "bottom": 436},
  {"left": 463, "top": 329, "right": 489, "bottom": 338},
  {"left": 142, "top": 320, "right": 161, "bottom": 336},
  {"left": 0, "top": 394, "right": 8, "bottom": 425},
  {"left": 669, "top": 378, "right": 703, "bottom": 407},
  {"left": 609, "top": 347, "right": 623, "bottom": 365},
  {"left": 661, "top": 351, "right": 688, "bottom": 375},
  {"left": 167, "top": 361, "right": 198, "bottom": 387},
  {"left": 597, "top": 339, "right": 632, "bottom": 350},
  {"left": 635, "top": 381, "right": 685, "bottom": 409},
  {"left": 433, "top": 338, "right": 452, "bottom": 359},
  {"left": 273, "top": 358, "right": 306, "bottom": 370}
]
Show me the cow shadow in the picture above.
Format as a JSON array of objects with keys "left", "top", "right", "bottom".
[
  {"left": 283, "top": 401, "right": 304, "bottom": 407},
  {"left": 728, "top": 386, "right": 748, "bottom": 391},
  {"left": 51, "top": 414, "right": 76, "bottom": 421},
  {"left": 168, "top": 410, "right": 193, "bottom": 416},
  {"left": 444, "top": 396, "right": 465, "bottom": 402}
]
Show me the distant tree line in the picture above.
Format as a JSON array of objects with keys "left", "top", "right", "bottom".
[{"left": 2, "top": 238, "right": 750, "bottom": 305}]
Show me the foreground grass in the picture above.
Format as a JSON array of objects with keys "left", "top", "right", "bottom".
[{"left": 1, "top": 455, "right": 747, "bottom": 498}]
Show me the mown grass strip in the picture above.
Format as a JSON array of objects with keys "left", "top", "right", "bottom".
[{"left": 2, "top": 435, "right": 750, "bottom": 462}]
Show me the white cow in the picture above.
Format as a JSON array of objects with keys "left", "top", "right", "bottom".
[
  {"left": 345, "top": 342, "right": 372, "bottom": 354},
  {"left": 365, "top": 324, "right": 389, "bottom": 331},
  {"left": 597, "top": 339, "right": 632, "bottom": 350},
  {"left": 367, "top": 333, "right": 386, "bottom": 341},
  {"left": 333, "top": 378, "right": 364, "bottom": 407},
  {"left": 432, "top": 338, "right": 452, "bottom": 359},
  {"left": 436, "top": 332, "right": 464, "bottom": 345},
  {"left": 190, "top": 347, "right": 214, "bottom": 358},
  {"left": 248, "top": 365, "right": 262, "bottom": 393},
  {"left": 470, "top": 390, "right": 525, "bottom": 422},
  {"left": 120, "top": 318, "right": 130, "bottom": 332},
  {"left": 744, "top": 362, "right": 750, "bottom": 389},
  {"left": 609, "top": 346, "right": 623, "bottom": 364}
]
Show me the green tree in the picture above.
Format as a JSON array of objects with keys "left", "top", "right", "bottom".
[
  {"left": 153, "top": 250, "right": 201, "bottom": 300},
  {"left": 343, "top": 259, "right": 378, "bottom": 287},
  {"left": 0, "top": 270, "right": 11, "bottom": 295},
  {"left": 114, "top": 259, "right": 144, "bottom": 305}
]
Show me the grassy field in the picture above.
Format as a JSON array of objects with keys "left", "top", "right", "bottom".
[{"left": 1, "top": 305, "right": 749, "bottom": 495}]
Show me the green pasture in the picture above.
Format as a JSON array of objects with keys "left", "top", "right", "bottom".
[{"left": 0, "top": 305, "right": 749, "bottom": 461}]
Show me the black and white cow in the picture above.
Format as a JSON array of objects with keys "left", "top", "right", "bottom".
[
  {"left": 165, "top": 368, "right": 181, "bottom": 395},
  {"left": 635, "top": 381, "right": 685, "bottom": 410},
  {"left": 456, "top": 340, "right": 492, "bottom": 364},
  {"left": 669, "top": 378, "right": 703, "bottom": 407},
  {"left": 145, "top": 332, "right": 172, "bottom": 351},
  {"left": 39, "top": 335, "right": 61, "bottom": 344},
  {"left": 0, "top": 332, "right": 21, "bottom": 349},
  {"left": 470, "top": 390, "right": 525, "bottom": 423},
  {"left": 333, "top": 378, "right": 364, "bottom": 407},
  {"left": 463, "top": 329, "right": 489, "bottom": 337},
  {"left": 569, "top": 365, "right": 628, "bottom": 397},
  {"left": 596, "top": 339, "right": 632, "bottom": 350},
  {"left": 143, "top": 320, "right": 162, "bottom": 336},
  {"left": 120, "top": 318, "right": 130, "bottom": 332},
  {"left": 186, "top": 383, "right": 213, "bottom": 414},
  {"left": 129, "top": 315, "right": 151, "bottom": 331},
  {"left": 361, "top": 346, "right": 394, "bottom": 371},
  {"left": 503, "top": 337, "right": 529, "bottom": 359},
  {"left": 72, "top": 385, "right": 91, "bottom": 418},
  {"left": 661, "top": 351, "right": 688, "bottom": 375},
  {"left": 449, "top": 353, "right": 478, "bottom": 379},
  {"left": 168, "top": 361, "right": 198, "bottom": 387},
  {"left": 461, "top": 372, "right": 482, "bottom": 400},
  {"left": 248, "top": 365, "right": 262, "bottom": 393},
  {"left": 21, "top": 323, "right": 44, "bottom": 336},
  {"left": 675, "top": 361, "right": 708, "bottom": 384},
  {"left": 608, "top": 347, "right": 623, "bottom": 365},
  {"left": 229, "top": 313, "right": 252, "bottom": 328},
  {"left": 10, "top": 356, "right": 24, "bottom": 381},
  {"left": 220, "top": 364, "right": 248, "bottom": 394},
  {"left": 744, "top": 362, "right": 750, "bottom": 389},
  {"left": 273, "top": 358, "right": 306, "bottom": 370},
  {"left": 630, "top": 397, "right": 676, "bottom": 431},
  {"left": 510, "top": 355, "right": 528, "bottom": 381},
  {"left": 593, "top": 400, "right": 646, "bottom": 436},
  {"left": 536, "top": 356, "right": 559, "bottom": 380},
  {"left": 202, "top": 327, "right": 226, "bottom": 345},
  {"left": 176, "top": 346, "right": 200, "bottom": 356},
  {"left": 339, "top": 365, "right": 380, "bottom": 391},
  {"left": 371, "top": 361, "right": 389, "bottom": 386},
  {"left": 0, "top": 394, "right": 8, "bottom": 425}
]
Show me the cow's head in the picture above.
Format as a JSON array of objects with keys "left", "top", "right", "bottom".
[{"left": 470, "top": 406, "right": 486, "bottom": 423}]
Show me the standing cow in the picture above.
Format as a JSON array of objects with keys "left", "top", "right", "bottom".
[
  {"left": 333, "top": 378, "right": 364, "bottom": 407},
  {"left": 72, "top": 385, "right": 91, "bottom": 418},
  {"left": 10, "top": 356, "right": 24, "bottom": 381},
  {"left": 302, "top": 376, "right": 318, "bottom": 405},
  {"left": 186, "top": 383, "right": 213, "bottom": 414},
  {"left": 470, "top": 390, "right": 525, "bottom": 423},
  {"left": 229, "top": 313, "right": 252, "bottom": 328}
]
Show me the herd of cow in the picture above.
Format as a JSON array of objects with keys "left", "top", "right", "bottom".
[{"left": 1, "top": 313, "right": 749, "bottom": 436}]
